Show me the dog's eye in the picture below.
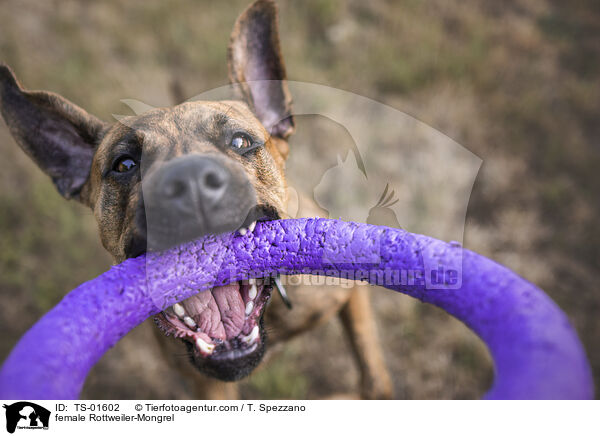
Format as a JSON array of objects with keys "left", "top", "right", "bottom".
[
  {"left": 229, "top": 132, "right": 253, "bottom": 151},
  {"left": 228, "top": 132, "right": 263, "bottom": 155},
  {"left": 113, "top": 156, "right": 137, "bottom": 173}
]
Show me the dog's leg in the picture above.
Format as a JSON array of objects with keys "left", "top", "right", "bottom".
[
  {"left": 339, "top": 285, "right": 393, "bottom": 399},
  {"left": 188, "top": 374, "right": 238, "bottom": 400}
]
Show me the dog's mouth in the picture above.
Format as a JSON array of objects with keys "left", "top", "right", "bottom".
[
  {"left": 134, "top": 204, "right": 282, "bottom": 381},
  {"left": 154, "top": 278, "right": 272, "bottom": 380}
]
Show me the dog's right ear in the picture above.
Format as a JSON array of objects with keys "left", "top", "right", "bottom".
[
  {"left": 0, "top": 64, "right": 107, "bottom": 200},
  {"left": 228, "top": 0, "right": 294, "bottom": 139}
]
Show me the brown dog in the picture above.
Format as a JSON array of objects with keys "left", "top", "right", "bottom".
[{"left": 0, "top": 0, "right": 391, "bottom": 399}]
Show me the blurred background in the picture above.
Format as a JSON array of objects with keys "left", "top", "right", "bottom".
[{"left": 0, "top": 0, "right": 598, "bottom": 399}]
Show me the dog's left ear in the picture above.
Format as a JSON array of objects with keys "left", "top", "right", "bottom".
[
  {"left": 0, "top": 64, "right": 107, "bottom": 200},
  {"left": 228, "top": 0, "right": 294, "bottom": 139}
]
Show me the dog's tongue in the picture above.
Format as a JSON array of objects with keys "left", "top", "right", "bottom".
[{"left": 181, "top": 283, "right": 245, "bottom": 340}]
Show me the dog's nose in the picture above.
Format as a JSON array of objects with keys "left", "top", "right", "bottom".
[
  {"left": 159, "top": 156, "right": 229, "bottom": 215},
  {"left": 143, "top": 154, "right": 258, "bottom": 251}
]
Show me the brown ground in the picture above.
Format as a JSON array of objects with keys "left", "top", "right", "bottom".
[{"left": 0, "top": 0, "right": 598, "bottom": 399}]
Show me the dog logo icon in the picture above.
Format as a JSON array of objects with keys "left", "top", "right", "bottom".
[{"left": 2, "top": 402, "right": 50, "bottom": 433}]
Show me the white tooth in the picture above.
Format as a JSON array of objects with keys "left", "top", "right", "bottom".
[
  {"left": 248, "top": 283, "right": 257, "bottom": 300},
  {"left": 248, "top": 221, "right": 256, "bottom": 232},
  {"left": 242, "top": 325, "right": 260, "bottom": 344},
  {"left": 173, "top": 303, "right": 185, "bottom": 318},
  {"left": 249, "top": 278, "right": 256, "bottom": 285},
  {"left": 239, "top": 227, "right": 247, "bottom": 236},
  {"left": 245, "top": 300, "right": 254, "bottom": 315},
  {"left": 183, "top": 316, "right": 196, "bottom": 329},
  {"left": 196, "top": 337, "right": 215, "bottom": 354}
]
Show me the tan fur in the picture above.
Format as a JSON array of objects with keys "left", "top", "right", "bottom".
[{"left": 0, "top": 0, "right": 393, "bottom": 399}]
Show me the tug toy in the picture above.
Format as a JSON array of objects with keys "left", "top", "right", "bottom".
[{"left": 0, "top": 219, "right": 593, "bottom": 399}]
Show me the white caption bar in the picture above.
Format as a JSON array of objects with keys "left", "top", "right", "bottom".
[{"left": 1, "top": 400, "right": 598, "bottom": 436}]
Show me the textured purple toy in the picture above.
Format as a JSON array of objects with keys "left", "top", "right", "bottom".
[{"left": 0, "top": 218, "right": 594, "bottom": 399}]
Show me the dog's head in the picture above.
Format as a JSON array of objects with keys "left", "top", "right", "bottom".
[{"left": 0, "top": 0, "right": 294, "bottom": 381}]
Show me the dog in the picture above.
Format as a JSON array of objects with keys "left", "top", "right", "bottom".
[{"left": 0, "top": 0, "right": 392, "bottom": 399}]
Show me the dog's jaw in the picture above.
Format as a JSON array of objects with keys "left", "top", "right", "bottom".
[
  {"left": 148, "top": 210, "right": 282, "bottom": 382},
  {"left": 154, "top": 278, "right": 273, "bottom": 381}
]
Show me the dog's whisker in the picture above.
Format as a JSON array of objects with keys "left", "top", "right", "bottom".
[{"left": 171, "top": 352, "right": 194, "bottom": 359}]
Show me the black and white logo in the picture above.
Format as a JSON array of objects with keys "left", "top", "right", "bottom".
[{"left": 3, "top": 402, "right": 50, "bottom": 433}]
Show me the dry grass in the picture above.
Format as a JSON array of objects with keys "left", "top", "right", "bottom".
[{"left": 0, "top": 0, "right": 598, "bottom": 398}]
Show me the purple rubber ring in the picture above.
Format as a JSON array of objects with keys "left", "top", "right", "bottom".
[{"left": 0, "top": 218, "right": 593, "bottom": 399}]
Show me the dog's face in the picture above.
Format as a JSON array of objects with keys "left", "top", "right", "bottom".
[
  {"left": 87, "top": 100, "right": 289, "bottom": 380},
  {"left": 86, "top": 100, "right": 287, "bottom": 261},
  {"left": 0, "top": 0, "right": 294, "bottom": 381}
]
